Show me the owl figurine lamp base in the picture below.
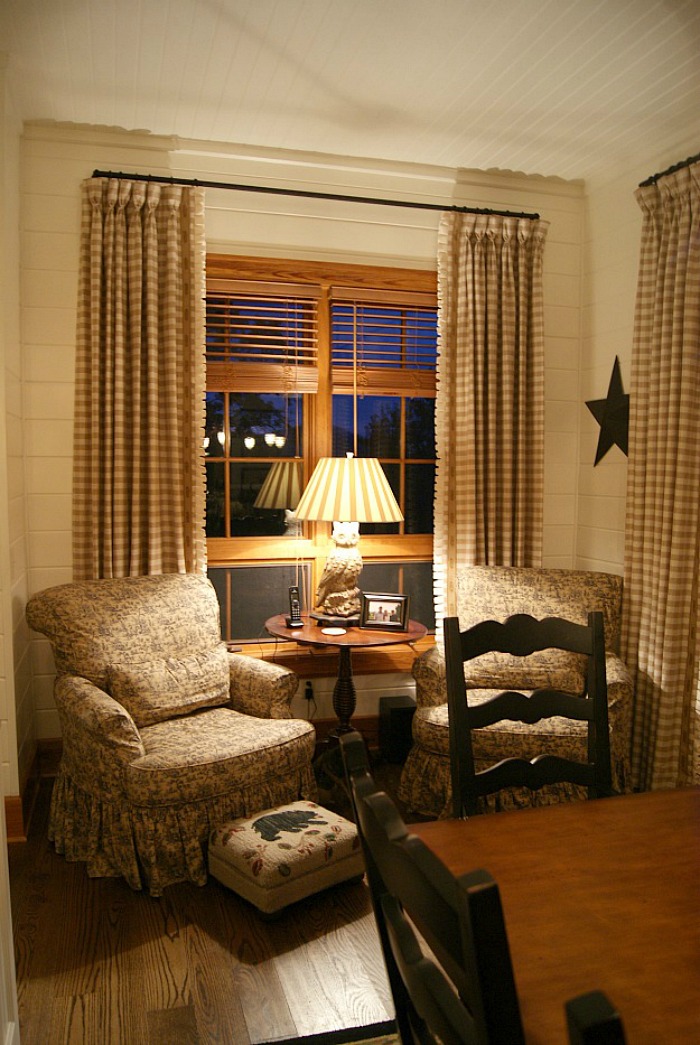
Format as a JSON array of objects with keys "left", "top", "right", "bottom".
[{"left": 310, "top": 519, "right": 363, "bottom": 624}]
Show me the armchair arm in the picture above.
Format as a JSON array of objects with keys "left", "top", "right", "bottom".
[
  {"left": 411, "top": 645, "right": 447, "bottom": 708},
  {"left": 604, "top": 652, "right": 634, "bottom": 792},
  {"left": 605, "top": 652, "right": 633, "bottom": 710},
  {"left": 54, "top": 675, "right": 145, "bottom": 793},
  {"left": 227, "top": 653, "right": 299, "bottom": 719}
]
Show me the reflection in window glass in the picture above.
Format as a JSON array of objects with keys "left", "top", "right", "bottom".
[
  {"left": 205, "top": 393, "right": 225, "bottom": 457},
  {"left": 228, "top": 393, "right": 302, "bottom": 457},
  {"left": 206, "top": 297, "right": 315, "bottom": 365},
  {"left": 205, "top": 461, "right": 225, "bottom": 536},
  {"left": 406, "top": 398, "right": 436, "bottom": 459},
  {"left": 332, "top": 394, "right": 435, "bottom": 535},
  {"left": 405, "top": 464, "right": 435, "bottom": 534},
  {"left": 331, "top": 305, "right": 437, "bottom": 370},
  {"left": 205, "top": 392, "right": 303, "bottom": 539},
  {"left": 362, "top": 463, "right": 400, "bottom": 535}
]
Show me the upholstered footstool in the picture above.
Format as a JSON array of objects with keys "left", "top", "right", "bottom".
[{"left": 208, "top": 800, "right": 364, "bottom": 915}]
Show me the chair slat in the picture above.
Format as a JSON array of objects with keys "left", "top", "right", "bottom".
[{"left": 468, "top": 688, "right": 594, "bottom": 728}]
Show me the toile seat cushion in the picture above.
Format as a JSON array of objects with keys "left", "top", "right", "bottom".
[
  {"left": 128, "top": 709, "right": 317, "bottom": 806},
  {"left": 412, "top": 691, "right": 588, "bottom": 764},
  {"left": 209, "top": 801, "right": 364, "bottom": 915}
]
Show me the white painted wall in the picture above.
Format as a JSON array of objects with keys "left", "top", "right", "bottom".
[
  {"left": 0, "top": 54, "right": 23, "bottom": 1045},
  {"left": 578, "top": 174, "right": 639, "bottom": 573},
  {"left": 1, "top": 66, "right": 26, "bottom": 802}
]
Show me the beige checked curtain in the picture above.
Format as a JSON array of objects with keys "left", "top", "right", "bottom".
[
  {"left": 434, "top": 212, "right": 549, "bottom": 624},
  {"left": 622, "top": 161, "right": 700, "bottom": 790},
  {"left": 73, "top": 177, "right": 207, "bottom": 580}
]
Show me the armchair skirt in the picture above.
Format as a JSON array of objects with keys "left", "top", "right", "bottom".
[{"left": 50, "top": 706, "right": 316, "bottom": 896}]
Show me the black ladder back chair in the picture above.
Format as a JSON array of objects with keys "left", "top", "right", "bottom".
[
  {"left": 340, "top": 731, "right": 524, "bottom": 1045},
  {"left": 566, "top": 990, "right": 627, "bottom": 1044},
  {"left": 445, "top": 610, "right": 614, "bottom": 819}
]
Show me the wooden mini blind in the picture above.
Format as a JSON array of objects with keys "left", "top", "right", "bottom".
[
  {"left": 330, "top": 287, "right": 437, "bottom": 395},
  {"left": 206, "top": 279, "right": 320, "bottom": 393}
]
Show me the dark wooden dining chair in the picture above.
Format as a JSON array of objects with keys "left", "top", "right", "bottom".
[
  {"left": 566, "top": 990, "right": 627, "bottom": 1044},
  {"left": 444, "top": 610, "right": 614, "bottom": 818},
  {"left": 340, "top": 730, "right": 524, "bottom": 1045}
]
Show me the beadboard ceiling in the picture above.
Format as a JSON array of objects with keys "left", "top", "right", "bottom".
[{"left": 2, "top": 0, "right": 699, "bottom": 182}]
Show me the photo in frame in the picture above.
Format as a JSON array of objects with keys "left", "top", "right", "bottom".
[{"left": 360, "top": 592, "right": 410, "bottom": 630}]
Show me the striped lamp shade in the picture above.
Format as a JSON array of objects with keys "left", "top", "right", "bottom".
[
  {"left": 294, "top": 453, "right": 403, "bottom": 523},
  {"left": 253, "top": 460, "right": 304, "bottom": 510}
]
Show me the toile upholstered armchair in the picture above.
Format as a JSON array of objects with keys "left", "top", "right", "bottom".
[
  {"left": 398, "top": 566, "right": 633, "bottom": 818},
  {"left": 26, "top": 573, "right": 317, "bottom": 896}
]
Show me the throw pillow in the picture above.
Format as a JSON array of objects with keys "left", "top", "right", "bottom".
[{"left": 107, "top": 643, "right": 230, "bottom": 727}]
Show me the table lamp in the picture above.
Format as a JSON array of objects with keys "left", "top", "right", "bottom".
[
  {"left": 294, "top": 452, "right": 403, "bottom": 623},
  {"left": 253, "top": 459, "right": 304, "bottom": 535}
]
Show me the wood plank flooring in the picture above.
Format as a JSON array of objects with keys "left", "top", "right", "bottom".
[{"left": 9, "top": 780, "right": 395, "bottom": 1044}]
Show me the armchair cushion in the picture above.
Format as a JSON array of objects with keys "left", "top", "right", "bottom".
[{"left": 106, "top": 643, "right": 230, "bottom": 726}]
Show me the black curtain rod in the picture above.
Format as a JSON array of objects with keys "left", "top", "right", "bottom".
[
  {"left": 91, "top": 169, "right": 540, "bottom": 220},
  {"left": 638, "top": 150, "right": 700, "bottom": 188}
]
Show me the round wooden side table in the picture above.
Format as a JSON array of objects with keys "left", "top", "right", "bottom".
[{"left": 264, "top": 614, "right": 427, "bottom": 739}]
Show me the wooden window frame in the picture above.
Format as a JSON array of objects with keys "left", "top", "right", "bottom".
[{"left": 206, "top": 253, "right": 437, "bottom": 672}]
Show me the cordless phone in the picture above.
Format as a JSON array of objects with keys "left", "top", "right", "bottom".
[{"left": 286, "top": 585, "right": 303, "bottom": 628}]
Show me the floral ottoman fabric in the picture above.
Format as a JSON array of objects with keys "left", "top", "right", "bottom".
[{"left": 209, "top": 801, "right": 364, "bottom": 915}]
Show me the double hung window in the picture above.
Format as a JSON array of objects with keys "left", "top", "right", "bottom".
[{"left": 205, "top": 255, "right": 437, "bottom": 662}]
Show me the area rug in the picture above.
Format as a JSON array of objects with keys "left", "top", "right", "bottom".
[{"left": 268, "top": 1020, "right": 398, "bottom": 1044}]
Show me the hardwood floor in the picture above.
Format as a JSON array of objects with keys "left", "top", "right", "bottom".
[{"left": 9, "top": 780, "right": 395, "bottom": 1044}]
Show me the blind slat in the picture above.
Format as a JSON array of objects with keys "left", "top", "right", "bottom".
[{"left": 331, "top": 300, "right": 438, "bottom": 372}]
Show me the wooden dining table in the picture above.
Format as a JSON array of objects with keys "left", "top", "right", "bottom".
[{"left": 410, "top": 787, "right": 700, "bottom": 1045}]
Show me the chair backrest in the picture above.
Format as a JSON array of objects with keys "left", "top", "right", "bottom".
[
  {"left": 26, "top": 573, "right": 222, "bottom": 689},
  {"left": 455, "top": 567, "right": 623, "bottom": 654},
  {"left": 566, "top": 990, "right": 627, "bottom": 1045},
  {"left": 340, "top": 731, "right": 524, "bottom": 1045},
  {"left": 445, "top": 611, "right": 613, "bottom": 818}
]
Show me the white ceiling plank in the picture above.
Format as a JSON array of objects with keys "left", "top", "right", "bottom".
[{"left": 2, "top": 0, "right": 699, "bottom": 181}]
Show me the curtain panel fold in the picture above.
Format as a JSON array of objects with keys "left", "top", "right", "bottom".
[
  {"left": 73, "top": 177, "right": 207, "bottom": 580},
  {"left": 434, "top": 212, "right": 549, "bottom": 628},
  {"left": 622, "top": 162, "right": 700, "bottom": 790}
]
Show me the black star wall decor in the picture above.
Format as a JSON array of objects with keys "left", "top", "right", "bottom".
[{"left": 586, "top": 356, "right": 630, "bottom": 465}]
